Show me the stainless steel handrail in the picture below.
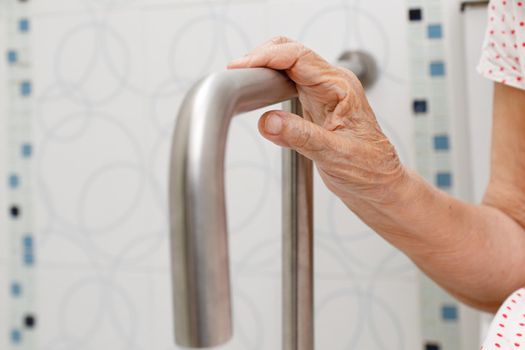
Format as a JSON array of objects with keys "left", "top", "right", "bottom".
[{"left": 169, "top": 68, "right": 314, "bottom": 349}]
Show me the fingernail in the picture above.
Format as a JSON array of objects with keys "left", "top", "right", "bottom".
[{"left": 264, "top": 114, "right": 283, "bottom": 135}]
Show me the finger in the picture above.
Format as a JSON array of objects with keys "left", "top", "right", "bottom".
[
  {"left": 245, "top": 36, "right": 295, "bottom": 56},
  {"left": 228, "top": 36, "right": 295, "bottom": 65},
  {"left": 228, "top": 42, "right": 305, "bottom": 69},
  {"left": 228, "top": 42, "right": 336, "bottom": 88},
  {"left": 258, "top": 110, "right": 345, "bottom": 163}
]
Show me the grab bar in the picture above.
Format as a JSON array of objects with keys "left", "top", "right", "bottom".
[{"left": 169, "top": 68, "right": 314, "bottom": 349}]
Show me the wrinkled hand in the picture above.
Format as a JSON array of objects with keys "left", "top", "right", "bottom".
[{"left": 228, "top": 37, "right": 407, "bottom": 205}]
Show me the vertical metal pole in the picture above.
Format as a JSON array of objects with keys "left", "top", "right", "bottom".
[{"left": 282, "top": 98, "right": 314, "bottom": 350}]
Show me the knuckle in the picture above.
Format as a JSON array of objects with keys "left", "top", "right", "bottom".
[
  {"left": 337, "top": 66, "right": 356, "bottom": 78},
  {"left": 300, "top": 47, "right": 314, "bottom": 60},
  {"left": 336, "top": 66, "right": 363, "bottom": 88},
  {"left": 271, "top": 35, "right": 293, "bottom": 45}
]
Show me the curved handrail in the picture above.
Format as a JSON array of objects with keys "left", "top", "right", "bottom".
[{"left": 169, "top": 68, "right": 298, "bottom": 347}]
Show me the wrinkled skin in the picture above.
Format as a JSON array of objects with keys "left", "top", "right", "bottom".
[
  {"left": 229, "top": 37, "right": 525, "bottom": 313},
  {"left": 228, "top": 36, "right": 406, "bottom": 205}
]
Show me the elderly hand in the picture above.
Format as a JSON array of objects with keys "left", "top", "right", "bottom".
[
  {"left": 228, "top": 37, "right": 525, "bottom": 313},
  {"left": 228, "top": 37, "right": 407, "bottom": 205}
]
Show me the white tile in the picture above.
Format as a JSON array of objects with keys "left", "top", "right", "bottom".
[{"left": 3, "top": 0, "right": 431, "bottom": 348}]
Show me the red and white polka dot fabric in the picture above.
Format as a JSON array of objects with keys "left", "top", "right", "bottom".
[
  {"left": 477, "top": 0, "right": 525, "bottom": 89},
  {"left": 478, "top": 1, "right": 525, "bottom": 349},
  {"left": 481, "top": 288, "right": 525, "bottom": 349}
]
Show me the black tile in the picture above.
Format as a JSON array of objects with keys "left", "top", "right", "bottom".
[
  {"left": 425, "top": 342, "right": 440, "bottom": 350},
  {"left": 24, "top": 314, "right": 36, "bottom": 329},
  {"left": 409, "top": 8, "right": 423, "bottom": 21},
  {"left": 10, "top": 205, "right": 20, "bottom": 218},
  {"left": 413, "top": 99, "right": 428, "bottom": 114}
]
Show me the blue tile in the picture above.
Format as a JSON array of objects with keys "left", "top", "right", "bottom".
[
  {"left": 428, "top": 24, "right": 443, "bottom": 39},
  {"left": 23, "top": 235, "right": 33, "bottom": 248},
  {"left": 21, "top": 143, "right": 32, "bottom": 158},
  {"left": 18, "top": 18, "right": 29, "bottom": 32},
  {"left": 7, "top": 50, "right": 17, "bottom": 64},
  {"left": 23, "top": 254, "right": 34, "bottom": 266},
  {"left": 436, "top": 172, "right": 452, "bottom": 189},
  {"left": 441, "top": 304, "right": 458, "bottom": 321},
  {"left": 23, "top": 235, "right": 34, "bottom": 266},
  {"left": 10, "top": 329, "right": 21, "bottom": 344},
  {"left": 8, "top": 174, "right": 20, "bottom": 188},
  {"left": 430, "top": 62, "right": 446, "bottom": 77},
  {"left": 10, "top": 282, "right": 21, "bottom": 297},
  {"left": 20, "top": 81, "right": 31, "bottom": 96},
  {"left": 413, "top": 99, "right": 428, "bottom": 114},
  {"left": 433, "top": 135, "right": 450, "bottom": 150}
]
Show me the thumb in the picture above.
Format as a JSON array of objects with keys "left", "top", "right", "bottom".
[{"left": 258, "top": 110, "right": 336, "bottom": 162}]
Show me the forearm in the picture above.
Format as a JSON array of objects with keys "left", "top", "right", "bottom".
[
  {"left": 229, "top": 38, "right": 525, "bottom": 313},
  {"left": 341, "top": 169, "right": 525, "bottom": 312}
]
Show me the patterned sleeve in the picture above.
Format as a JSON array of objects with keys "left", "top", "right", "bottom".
[
  {"left": 477, "top": 0, "right": 525, "bottom": 90},
  {"left": 481, "top": 288, "right": 525, "bottom": 349}
]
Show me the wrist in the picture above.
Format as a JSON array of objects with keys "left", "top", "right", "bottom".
[
  {"left": 382, "top": 167, "right": 426, "bottom": 208},
  {"left": 340, "top": 164, "right": 421, "bottom": 208},
  {"left": 372, "top": 168, "right": 454, "bottom": 243},
  {"left": 339, "top": 167, "right": 432, "bottom": 237}
]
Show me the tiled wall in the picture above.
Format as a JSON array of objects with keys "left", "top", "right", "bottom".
[
  {"left": 0, "top": 4, "right": 9, "bottom": 349},
  {"left": 0, "top": 0, "right": 481, "bottom": 349}
]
